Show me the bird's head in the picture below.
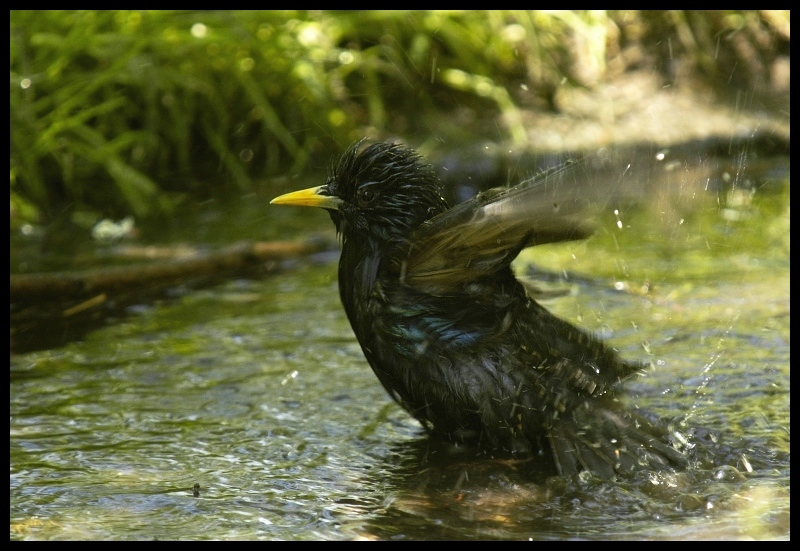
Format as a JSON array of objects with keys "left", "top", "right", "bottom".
[{"left": 272, "top": 141, "right": 448, "bottom": 245}]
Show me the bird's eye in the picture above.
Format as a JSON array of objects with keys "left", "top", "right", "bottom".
[{"left": 358, "top": 187, "right": 376, "bottom": 204}]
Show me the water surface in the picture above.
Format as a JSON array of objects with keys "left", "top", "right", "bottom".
[{"left": 10, "top": 150, "right": 789, "bottom": 540}]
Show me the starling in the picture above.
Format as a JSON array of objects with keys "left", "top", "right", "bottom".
[{"left": 271, "top": 140, "right": 687, "bottom": 478}]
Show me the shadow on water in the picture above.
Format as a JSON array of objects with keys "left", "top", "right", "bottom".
[
  {"left": 358, "top": 400, "right": 788, "bottom": 540},
  {"left": 10, "top": 144, "right": 789, "bottom": 540}
]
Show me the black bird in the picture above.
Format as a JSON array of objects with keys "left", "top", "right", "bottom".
[{"left": 271, "top": 140, "right": 687, "bottom": 478}]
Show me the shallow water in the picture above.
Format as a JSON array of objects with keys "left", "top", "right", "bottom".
[{"left": 10, "top": 151, "right": 789, "bottom": 540}]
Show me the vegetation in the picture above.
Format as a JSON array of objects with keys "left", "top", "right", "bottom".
[{"left": 10, "top": 10, "right": 789, "bottom": 225}]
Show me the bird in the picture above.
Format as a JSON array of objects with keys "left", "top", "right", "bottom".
[{"left": 271, "top": 140, "right": 688, "bottom": 478}]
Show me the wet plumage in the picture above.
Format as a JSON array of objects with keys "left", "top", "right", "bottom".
[{"left": 271, "top": 140, "right": 687, "bottom": 478}]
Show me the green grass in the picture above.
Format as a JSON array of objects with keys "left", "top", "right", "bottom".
[{"left": 10, "top": 10, "right": 788, "bottom": 225}]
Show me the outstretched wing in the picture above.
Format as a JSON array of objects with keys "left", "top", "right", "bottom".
[{"left": 397, "top": 160, "right": 601, "bottom": 295}]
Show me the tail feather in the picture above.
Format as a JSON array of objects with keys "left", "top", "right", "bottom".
[{"left": 548, "top": 404, "right": 687, "bottom": 478}]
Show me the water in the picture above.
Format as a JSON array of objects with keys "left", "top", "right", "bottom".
[{"left": 10, "top": 152, "right": 789, "bottom": 540}]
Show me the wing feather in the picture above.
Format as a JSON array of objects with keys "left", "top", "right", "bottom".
[{"left": 398, "top": 161, "right": 601, "bottom": 294}]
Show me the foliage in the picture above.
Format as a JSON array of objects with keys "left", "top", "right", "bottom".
[{"left": 10, "top": 10, "right": 789, "bottom": 224}]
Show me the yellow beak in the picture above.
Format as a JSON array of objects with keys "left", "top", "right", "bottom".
[{"left": 270, "top": 185, "right": 343, "bottom": 209}]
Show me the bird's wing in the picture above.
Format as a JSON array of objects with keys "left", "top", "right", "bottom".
[{"left": 398, "top": 160, "right": 602, "bottom": 294}]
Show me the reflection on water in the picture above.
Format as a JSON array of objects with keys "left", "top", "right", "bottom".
[{"left": 10, "top": 151, "right": 789, "bottom": 540}]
